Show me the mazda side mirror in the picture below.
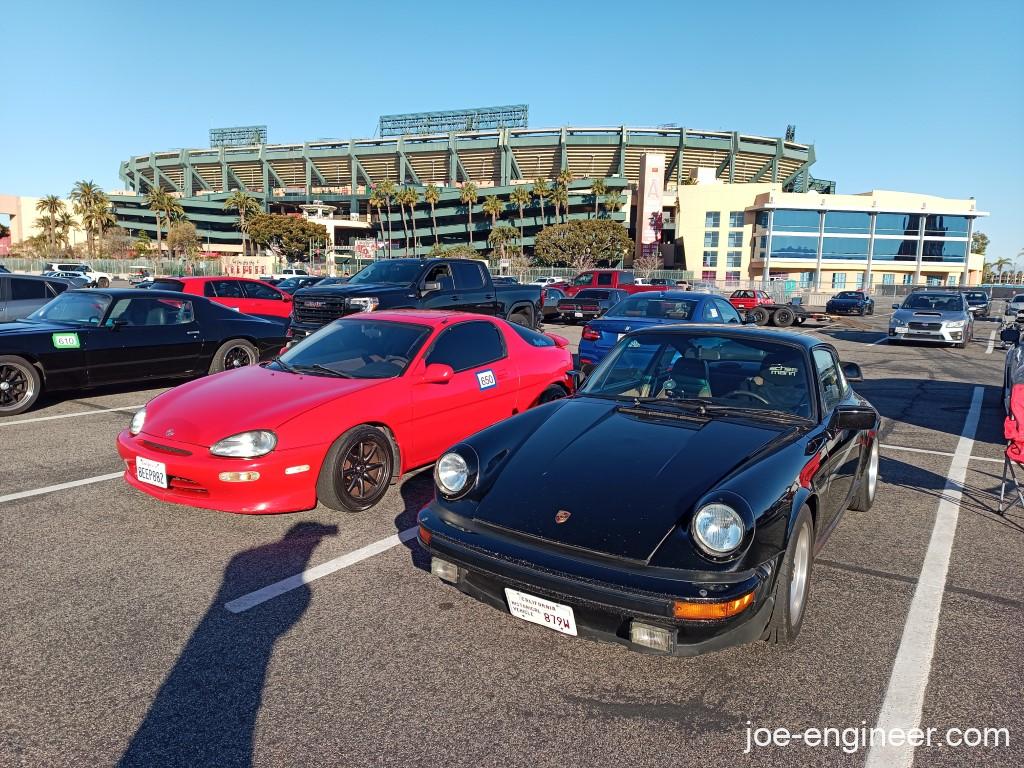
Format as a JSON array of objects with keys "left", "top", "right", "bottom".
[
  {"left": 568, "top": 369, "right": 586, "bottom": 389},
  {"left": 421, "top": 363, "right": 454, "bottom": 384},
  {"left": 422, "top": 281, "right": 441, "bottom": 294},
  {"left": 834, "top": 404, "right": 876, "bottom": 431},
  {"left": 841, "top": 362, "right": 864, "bottom": 382}
]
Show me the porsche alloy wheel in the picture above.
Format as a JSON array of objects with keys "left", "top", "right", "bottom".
[
  {"left": 788, "top": 520, "right": 811, "bottom": 621},
  {"left": 765, "top": 505, "right": 815, "bottom": 645},
  {"left": 850, "top": 439, "right": 879, "bottom": 512},
  {"left": 209, "top": 339, "right": 259, "bottom": 374},
  {"left": 0, "top": 356, "right": 42, "bottom": 416},
  {"left": 317, "top": 425, "right": 395, "bottom": 513}
]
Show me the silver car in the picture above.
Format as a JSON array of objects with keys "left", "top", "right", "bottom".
[
  {"left": 1006, "top": 294, "right": 1024, "bottom": 316},
  {"left": 888, "top": 291, "right": 973, "bottom": 348},
  {"left": 0, "top": 274, "right": 74, "bottom": 322}
]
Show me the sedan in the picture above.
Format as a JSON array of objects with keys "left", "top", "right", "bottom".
[
  {"left": 889, "top": 291, "right": 973, "bottom": 348},
  {"left": 578, "top": 290, "right": 742, "bottom": 371},
  {"left": 1006, "top": 294, "right": 1024, "bottom": 316},
  {"left": 556, "top": 288, "right": 629, "bottom": 324},
  {"left": 825, "top": 290, "right": 874, "bottom": 316},
  {"left": 117, "top": 311, "right": 574, "bottom": 514},
  {"left": 418, "top": 326, "right": 879, "bottom": 656},
  {"left": 149, "top": 276, "right": 293, "bottom": 324}
]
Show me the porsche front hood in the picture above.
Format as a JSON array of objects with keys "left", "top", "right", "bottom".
[{"left": 471, "top": 398, "right": 788, "bottom": 562}]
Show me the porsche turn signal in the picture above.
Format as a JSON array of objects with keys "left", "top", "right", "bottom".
[{"left": 673, "top": 590, "right": 755, "bottom": 620}]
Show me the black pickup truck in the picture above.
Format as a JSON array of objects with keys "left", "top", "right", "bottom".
[{"left": 289, "top": 258, "right": 543, "bottom": 339}]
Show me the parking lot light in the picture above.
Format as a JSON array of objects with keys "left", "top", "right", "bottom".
[
  {"left": 629, "top": 622, "right": 673, "bottom": 652},
  {"left": 218, "top": 471, "right": 261, "bottom": 483},
  {"left": 430, "top": 557, "right": 459, "bottom": 583},
  {"left": 672, "top": 590, "right": 754, "bottom": 620}
]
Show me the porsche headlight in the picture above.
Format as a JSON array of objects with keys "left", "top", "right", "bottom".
[
  {"left": 944, "top": 319, "right": 965, "bottom": 329},
  {"left": 210, "top": 430, "right": 277, "bottom": 458},
  {"left": 348, "top": 297, "right": 379, "bottom": 312},
  {"left": 435, "top": 452, "right": 470, "bottom": 496},
  {"left": 692, "top": 503, "right": 746, "bottom": 556},
  {"left": 129, "top": 407, "right": 146, "bottom": 436}
]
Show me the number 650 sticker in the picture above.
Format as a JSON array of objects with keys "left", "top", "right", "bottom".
[{"left": 476, "top": 369, "right": 497, "bottom": 390}]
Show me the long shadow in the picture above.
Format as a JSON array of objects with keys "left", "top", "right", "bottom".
[
  {"left": 118, "top": 521, "right": 338, "bottom": 768},
  {"left": 395, "top": 471, "right": 435, "bottom": 573}
]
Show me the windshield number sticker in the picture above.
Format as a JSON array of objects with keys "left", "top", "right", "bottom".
[
  {"left": 52, "top": 333, "right": 81, "bottom": 350},
  {"left": 476, "top": 370, "right": 497, "bottom": 390}
]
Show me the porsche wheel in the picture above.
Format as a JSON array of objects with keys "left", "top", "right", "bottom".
[
  {"left": 764, "top": 504, "right": 814, "bottom": 645},
  {"left": 0, "top": 356, "right": 42, "bottom": 416},
  {"left": 850, "top": 439, "right": 879, "bottom": 512},
  {"left": 317, "top": 425, "right": 395, "bottom": 513},
  {"left": 209, "top": 339, "right": 258, "bottom": 374}
]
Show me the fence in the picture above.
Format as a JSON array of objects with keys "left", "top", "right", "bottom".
[{"left": 0, "top": 257, "right": 223, "bottom": 277}]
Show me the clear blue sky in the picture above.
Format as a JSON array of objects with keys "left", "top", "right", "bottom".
[{"left": 2, "top": 0, "right": 1020, "bottom": 260}]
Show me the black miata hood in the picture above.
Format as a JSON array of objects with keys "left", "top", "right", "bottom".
[{"left": 473, "top": 398, "right": 789, "bottom": 562}]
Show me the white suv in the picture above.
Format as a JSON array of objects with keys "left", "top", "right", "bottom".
[{"left": 44, "top": 262, "right": 112, "bottom": 287}]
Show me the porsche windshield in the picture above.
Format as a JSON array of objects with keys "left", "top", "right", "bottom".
[
  {"left": 580, "top": 331, "right": 814, "bottom": 419},
  {"left": 347, "top": 260, "right": 424, "bottom": 286},
  {"left": 27, "top": 292, "right": 111, "bottom": 325},
  {"left": 275, "top": 319, "right": 431, "bottom": 379}
]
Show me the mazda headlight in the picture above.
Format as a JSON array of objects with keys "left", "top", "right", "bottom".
[
  {"left": 435, "top": 451, "right": 471, "bottom": 497},
  {"left": 348, "top": 297, "right": 379, "bottom": 312},
  {"left": 210, "top": 430, "right": 277, "bottom": 458},
  {"left": 944, "top": 319, "right": 965, "bottom": 329},
  {"left": 692, "top": 503, "right": 746, "bottom": 556},
  {"left": 129, "top": 407, "right": 146, "bottom": 436}
]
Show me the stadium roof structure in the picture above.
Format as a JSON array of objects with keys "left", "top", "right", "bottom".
[{"left": 378, "top": 105, "right": 528, "bottom": 137}]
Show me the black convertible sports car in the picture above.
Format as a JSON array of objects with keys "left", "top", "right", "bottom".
[
  {"left": 0, "top": 289, "right": 288, "bottom": 415},
  {"left": 418, "top": 326, "right": 879, "bottom": 656}
]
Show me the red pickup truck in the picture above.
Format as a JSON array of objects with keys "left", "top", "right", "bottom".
[{"left": 563, "top": 269, "right": 669, "bottom": 297}]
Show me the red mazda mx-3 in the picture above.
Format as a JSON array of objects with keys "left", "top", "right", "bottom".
[{"left": 117, "top": 311, "right": 574, "bottom": 514}]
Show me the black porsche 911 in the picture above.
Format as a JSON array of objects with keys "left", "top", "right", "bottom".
[
  {"left": 0, "top": 289, "right": 288, "bottom": 415},
  {"left": 418, "top": 326, "right": 879, "bottom": 656}
]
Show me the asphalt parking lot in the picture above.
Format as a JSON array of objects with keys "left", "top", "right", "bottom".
[{"left": 1, "top": 312, "right": 1021, "bottom": 768}]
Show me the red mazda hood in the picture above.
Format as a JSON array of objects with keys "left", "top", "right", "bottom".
[{"left": 141, "top": 365, "right": 382, "bottom": 447}]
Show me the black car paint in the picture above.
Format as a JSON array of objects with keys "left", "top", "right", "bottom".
[
  {"left": 825, "top": 293, "right": 874, "bottom": 315},
  {"left": 0, "top": 289, "right": 287, "bottom": 394},
  {"left": 418, "top": 326, "right": 878, "bottom": 655},
  {"left": 556, "top": 289, "right": 629, "bottom": 321},
  {"left": 288, "top": 259, "right": 542, "bottom": 338}
]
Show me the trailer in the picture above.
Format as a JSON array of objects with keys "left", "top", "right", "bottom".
[{"left": 743, "top": 303, "right": 833, "bottom": 327}]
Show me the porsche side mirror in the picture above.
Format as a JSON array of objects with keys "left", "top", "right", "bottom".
[
  {"left": 421, "top": 363, "right": 454, "bottom": 384},
  {"left": 1000, "top": 327, "right": 1021, "bottom": 345},
  {"left": 834, "top": 404, "right": 876, "bottom": 431},
  {"left": 421, "top": 281, "right": 441, "bottom": 294},
  {"left": 841, "top": 362, "right": 864, "bottom": 382}
]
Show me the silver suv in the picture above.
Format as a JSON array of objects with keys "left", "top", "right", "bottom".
[{"left": 889, "top": 291, "right": 973, "bottom": 349}]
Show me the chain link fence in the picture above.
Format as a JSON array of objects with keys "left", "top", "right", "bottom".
[{"left": 0, "top": 257, "right": 223, "bottom": 277}]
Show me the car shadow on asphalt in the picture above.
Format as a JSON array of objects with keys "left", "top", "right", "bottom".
[
  {"left": 394, "top": 471, "right": 435, "bottom": 573},
  {"left": 116, "top": 521, "right": 338, "bottom": 768}
]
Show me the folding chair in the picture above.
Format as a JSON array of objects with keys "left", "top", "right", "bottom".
[
  {"left": 998, "top": 448, "right": 1024, "bottom": 516},
  {"left": 999, "top": 384, "right": 1024, "bottom": 516}
]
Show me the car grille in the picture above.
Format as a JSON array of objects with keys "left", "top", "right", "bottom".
[
  {"left": 292, "top": 294, "right": 350, "bottom": 325},
  {"left": 909, "top": 322, "right": 942, "bottom": 331}
]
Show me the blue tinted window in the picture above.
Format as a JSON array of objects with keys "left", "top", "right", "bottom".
[
  {"left": 770, "top": 235, "right": 818, "bottom": 259},
  {"left": 727, "top": 231, "right": 743, "bottom": 247},
  {"left": 756, "top": 211, "right": 770, "bottom": 228},
  {"left": 705, "top": 211, "right": 720, "bottom": 228},
  {"left": 726, "top": 251, "right": 742, "bottom": 267},
  {"left": 832, "top": 273, "right": 846, "bottom": 288},
  {"left": 773, "top": 209, "right": 820, "bottom": 232},
  {"left": 702, "top": 251, "right": 717, "bottom": 267},
  {"left": 882, "top": 273, "right": 895, "bottom": 285},
  {"left": 824, "top": 211, "right": 871, "bottom": 234},
  {"left": 822, "top": 237, "right": 870, "bottom": 259},
  {"left": 799, "top": 272, "right": 812, "bottom": 287},
  {"left": 704, "top": 231, "right": 719, "bottom": 247},
  {"left": 872, "top": 239, "right": 919, "bottom": 262},
  {"left": 875, "top": 213, "right": 920, "bottom": 236},
  {"left": 729, "top": 211, "right": 744, "bottom": 228},
  {"left": 924, "top": 215, "right": 969, "bottom": 237},
  {"left": 922, "top": 240, "right": 967, "bottom": 262}
]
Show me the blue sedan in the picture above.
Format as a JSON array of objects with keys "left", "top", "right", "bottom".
[{"left": 578, "top": 291, "right": 743, "bottom": 371}]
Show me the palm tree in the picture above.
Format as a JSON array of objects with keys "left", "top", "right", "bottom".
[
  {"left": 532, "top": 179, "right": 550, "bottom": 222},
  {"left": 991, "top": 257, "right": 1012, "bottom": 283},
  {"left": 368, "top": 190, "right": 387, "bottom": 256},
  {"left": 223, "top": 190, "right": 262, "bottom": 257},
  {"left": 590, "top": 178, "right": 607, "bottom": 218},
  {"left": 56, "top": 210, "right": 76, "bottom": 252},
  {"left": 69, "top": 181, "right": 106, "bottom": 258},
  {"left": 395, "top": 188, "right": 413, "bottom": 256},
  {"left": 551, "top": 183, "right": 569, "bottom": 225},
  {"left": 603, "top": 190, "right": 624, "bottom": 216},
  {"left": 459, "top": 182, "right": 479, "bottom": 246},
  {"left": 82, "top": 203, "right": 116, "bottom": 255},
  {"left": 509, "top": 185, "right": 531, "bottom": 245},
  {"left": 423, "top": 184, "right": 441, "bottom": 249},
  {"left": 405, "top": 187, "right": 421, "bottom": 254},
  {"left": 35, "top": 195, "right": 65, "bottom": 253},
  {"left": 376, "top": 180, "right": 397, "bottom": 258},
  {"left": 482, "top": 195, "right": 503, "bottom": 232}
]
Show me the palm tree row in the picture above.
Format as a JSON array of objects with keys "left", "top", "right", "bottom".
[
  {"left": 33, "top": 182, "right": 118, "bottom": 258},
  {"left": 144, "top": 188, "right": 185, "bottom": 256},
  {"left": 223, "top": 190, "right": 263, "bottom": 257}
]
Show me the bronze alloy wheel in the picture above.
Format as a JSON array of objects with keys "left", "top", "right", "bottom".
[{"left": 341, "top": 439, "right": 388, "bottom": 501}]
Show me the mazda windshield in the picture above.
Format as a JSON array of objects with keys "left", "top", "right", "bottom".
[{"left": 273, "top": 318, "right": 431, "bottom": 379}]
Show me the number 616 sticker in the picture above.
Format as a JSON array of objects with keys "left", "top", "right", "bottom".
[{"left": 476, "top": 369, "right": 497, "bottom": 390}]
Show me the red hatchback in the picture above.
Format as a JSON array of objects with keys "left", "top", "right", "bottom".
[
  {"left": 728, "top": 289, "right": 774, "bottom": 311},
  {"left": 117, "top": 311, "right": 574, "bottom": 514},
  {"left": 150, "top": 276, "right": 292, "bottom": 322}
]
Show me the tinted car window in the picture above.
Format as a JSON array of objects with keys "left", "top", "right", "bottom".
[
  {"left": 28, "top": 292, "right": 111, "bottom": 325},
  {"left": 10, "top": 278, "right": 49, "bottom": 300},
  {"left": 106, "top": 297, "right": 195, "bottom": 326},
  {"left": 279, "top": 319, "right": 431, "bottom": 379},
  {"left": 813, "top": 348, "right": 845, "bottom": 411},
  {"left": 452, "top": 261, "right": 486, "bottom": 290},
  {"left": 903, "top": 293, "right": 963, "bottom": 311},
  {"left": 577, "top": 290, "right": 611, "bottom": 300},
  {"left": 596, "top": 273, "right": 613, "bottom": 286},
  {"left": 572, "top": 272, "right": 594, "bottom": 286},
  {"left": 612, "top": 295, "right": 697, "bottom": 319},
  {"left": 510, "top": 324, "right": 555, "bottom": 347},
  {"left": 150, "top": 279, "right": 185, "bottom": 292},
  {"left": 45, "top": 281, "right": 69, "bottom": 296},
  {"left": 209, "top": 280, "right": 244, "bottom": 298},
  {"left": 715, "top": 299, "right": 742, "bottom": 323},
  {"left": 426, "top": 321, "right": 506, "bottom": 372},
  {"left": 348, "top": 260, "right": 424, "bottom": 285},
  {"left": 242, "top": 281, "right": 282, "bottom": 300},
  {"left": 835, "top": 291, "right": 863, "bottom": 299}
]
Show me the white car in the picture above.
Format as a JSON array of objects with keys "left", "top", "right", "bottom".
[
  {"left": 261, "top": 267, "right": 310, "bottom": 280},
  {"left": 44, "top": 262, "right": 112, "bottom": 287},
  {"left": 1006, "top": 294, "right": 1024, "bottom": 315},
  {"left": 530, "top": 277, "right": 562, "bottom": 287}
]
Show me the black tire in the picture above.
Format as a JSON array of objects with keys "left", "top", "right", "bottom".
[
  {"left": 535, "top": 384, "right": 567, "bottom": 406},
  {"left": 750, "top": 307, "right": 770, "bottom": 326},
  {"left": 773, "top": 307, "right": 795, "bottom": 327},
  {"left": 858, "top": 307, "right": 866, "bottom": 316},
  {"left": 850, "top": 439, "right": 879, "bottom": 511},
  {"left": 0, "top": 356, "right": 42, "bottom": 416},
  {"left": 509, "top": 309, "right": 533, "bottom": 328},
  {"left": 316, "top": 425, "right": 395, "bottom": 513},
  {"left": 97, "top": 277, "right": 110, "bottom": 288},
  {"left": 868, "top": 304, "right": 874, "bottom": 316},
  {"left": 764, "top": 504, "right": 815, "bottom": 646},
  {"left": 208, "top": 339, "right": 259, "bottom": 375}
]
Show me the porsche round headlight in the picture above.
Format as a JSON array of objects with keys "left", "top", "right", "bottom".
[
  {"left": 210, "top": 430, "right": 277, "bottom": 458},
  {"left": 129, "top": 407, "right": 146, "bottom": 436},
  {"left": 692, "top": 503, "right": 745, "bottom": 556},
  {"left": 435, "top": 452, "right": 469, "bottom": 496}
]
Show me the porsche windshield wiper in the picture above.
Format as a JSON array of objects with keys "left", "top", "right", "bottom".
[{"left": 630, "top": 397, "right": 807, "bottom": 423}]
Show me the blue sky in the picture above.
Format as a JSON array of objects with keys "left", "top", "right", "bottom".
[{"left": 2, "top": 0, "right": 1020, "bottom": 260}]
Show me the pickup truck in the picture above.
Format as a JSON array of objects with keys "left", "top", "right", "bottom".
[
  {"left": 289, "top": 258, "right": 543, "bottom": 340},
  {"left": 563, "top": 269, "right": 669, "bottom": 297}
]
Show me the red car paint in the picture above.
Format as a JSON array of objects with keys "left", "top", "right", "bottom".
[
  {"left": 171, "top": 276, "right": 293, "bottom": 319},
  {"left": 563, "top": 270, "right": 668, "bottom": 297},
  {"left": 117, "top": 311, "right": 573, "bottom": 514},
  {"left": 728, "top": 290, "right": 774, "bottom": 311}
]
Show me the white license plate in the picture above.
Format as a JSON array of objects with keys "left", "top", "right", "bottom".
[
  {"left": 136, "top": 456, "right": 168, "bottom": 489},
  {"left": 574, "top": 311, "right": 583, "bottom": 318},
  {"left": 504, "top": 588, "right": 577, "bottom": 636}
]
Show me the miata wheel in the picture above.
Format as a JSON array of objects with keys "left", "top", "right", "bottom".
[
  {"left": 850, "top": 439, "right": 879, "bottom": 511},
  {"left": 209, "top": 339, "right": 258, "bottom": 374},
  {"left": 764, "top": 504, "right": 815, "bottom": 645},
  {"left": 317, "top": 425, "right": 395, "bottom": 513},
  {"left": 0, "top": 356, "right": 42, "bottom": 416}
]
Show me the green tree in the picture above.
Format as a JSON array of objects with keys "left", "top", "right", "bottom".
[
  {"left": 81, "top": 202, "right": 116, "bottom": 256},
  {"left": 69, "top": 180, "right": 108, "bottom": 259},
  {"left": 603, "top": 190, "right": 624, "bottom": 216},
  {"left": 145, "top": 189, "right": 183, "bottom": 255},
  {"left": 551, "top": 183, "right": 569, "bottom": 225},
  {"left": 506, "top": 246, "right": 533, "bottom": 281},
  {"left": 223, "top": 190, "right": 262, "bottom": 257},
  {"left": 533, "top": 219, "right": 634, "bottom": 272},
  {"left": 589, "top": 179, "right": 607, "bottom": 218},
  {"left": 991, "top": 257, "right": 1012, "bottom": 282},
  {"left": 133, "top": 231, "right": 152, "bottom": 259},
  {"left": 35, "top": 195, "right": 65, "bottom": 253},
  {"left": 394, "top": 188, "right": 412, "bottom": 256},
  {"left": 405, "top": 187, "right": 421, "bottom": 253},
  {"left": 246, "top": 213, "right": 329, "bottom": 262},
  {"left": 375, "top": 180, "right": 397, "bottom": 257},
  {"left": 482, "top": 195, "right": 504, "bottom": 229},
  {"left": 971, "top": 232, "right": 989, "bottom": 256},
  {"left": 532, "top": 178, "right": 550, "bottom": 222},
  {"left": 0, "top": 222, "right": 10, "bottom": 240},
  {"left": 509, "top": 185, "right": 532, "bottom": 244},
  {"left": 487, "top": 224, "right": 520, "bottom": 263},
  {"left": 429, "top": 243, "right": 477, "bottom": 259},
  {"left": 423, "top": 184, "right": 441, "bottom": 248},
  {"left": 395, "top": 187, "right": 420, "bottom": 255},
  {"left": 167, "top": 220, "right": 200, "bottom": 265},
  {"left": 459, "top": 182, "right": 479, "bottom": 246},
  {"left": 55, "top": 209, "right": 77, "bottom": 252}
]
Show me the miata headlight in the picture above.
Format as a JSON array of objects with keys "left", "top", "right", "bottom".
[
  {"left": 129, "top": 407, "right": 146, "bottom": 436},
  {"left": 435, "top": 452, "right": 470, "bottom": 496},
  {"left": 210, "top": 430, "right": 277, "bottom": 458},
  {"left": 944, "top": 319, "right": 965, "bottom": 329},
  {"left": 692, "top": 503, "right": 746, "bottom": 556},
  {"left": 348, "top": 297, "right": 379, "bottom": 312}
]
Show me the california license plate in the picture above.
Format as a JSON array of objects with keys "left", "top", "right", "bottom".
[
  {"left": 574, "top": 311, "right": 583, "bottom": 318},
  {"left": 136, "top": 456, "right": 168, "bottom": 489},
  {"left": 504, "top": 588, "right": 577, "bottom": 636}
]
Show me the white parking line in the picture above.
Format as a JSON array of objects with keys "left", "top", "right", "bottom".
[
  {"left": 225, "top": 527, "right": 419, "bottom": 613},
  {"left": 880, "top": 443, "right": 1001, "bottom": 464},
  {"left": 0, "top": 472, "right": 123, "bottom": 504},
  {"left": 985, "top": 329, "right": 996, "bottom": 354},
  {"left": 866, "top": 386, "right": 983, "bottom": 768},
  {"left": 870, "top": 335, "right": 889, "bottom": 345},
  {"left": 0, "top": 405, "right": 142, "bottom": 427}
]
